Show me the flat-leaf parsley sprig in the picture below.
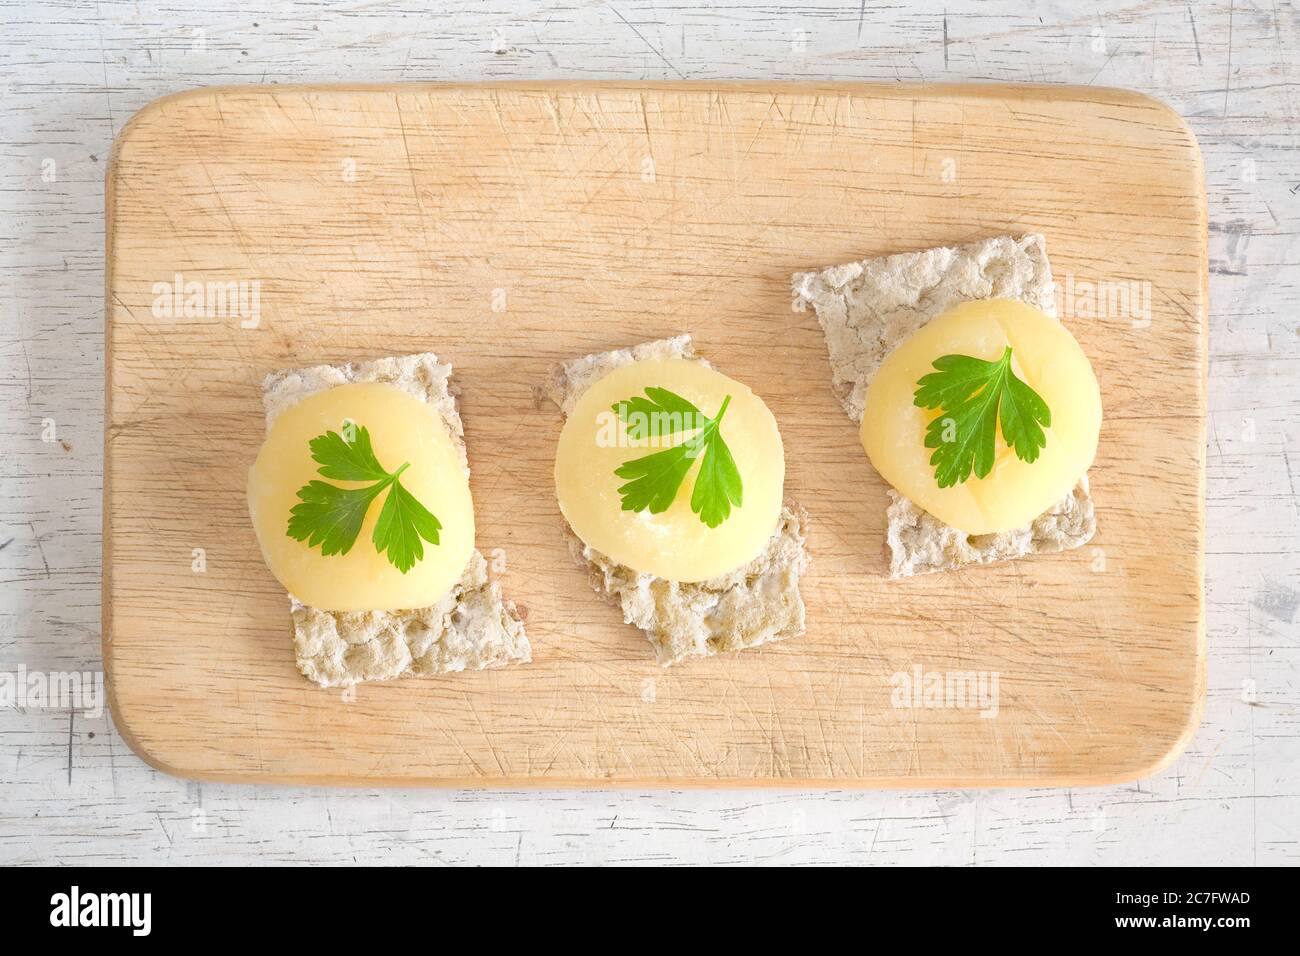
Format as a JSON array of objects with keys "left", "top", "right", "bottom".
[
  {"left": 286, "top": 424, "right": 442, "bottom": 574},
  {"left": 913, "top": 347, "right": 1051, "bottom": 488},
  {"left": 611, "top": 387, "right": 743, "bottom": 528}
]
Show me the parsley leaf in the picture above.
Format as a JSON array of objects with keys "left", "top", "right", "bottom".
[
  {"left": 613, "top": 386, "right": 705, "bottom": 440},
  {"left": 612, "top": 441, "right": 698, "bottom": 514},
  {"left": 286, "top": 480, "right": 388, "bottom": 557},
  {"left": 913, "top": 347, "right": 1051, "bottom": 488},
  {"left": 371, "top": 474, "right": 443, "bottom": 573},
  {"left": 690, "top": 418, "right": 742, "bottom": 527},
  {"left": 308, "top": 424, "right": 390, "bottom": 481},
  {"left": 286, "top": 425, "right": 442, "bottom": 573},
  {"left": 613, "top": 390, "right": 743, "bottom": 528}
]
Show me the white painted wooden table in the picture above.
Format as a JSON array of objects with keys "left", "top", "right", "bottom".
[{"left": 1, "top": 0, "right": 1295, "bottom": 866}]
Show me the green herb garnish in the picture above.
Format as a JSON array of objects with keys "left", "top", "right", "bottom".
[
  {"left": 286, "top": 424, "right": 441, "bottom": 573},
  {"left": 913, "top": 347, "right": 1051, "bottom": 488},
  {"left": 612, "top": 388, "right": 743, "bottom": 528}
]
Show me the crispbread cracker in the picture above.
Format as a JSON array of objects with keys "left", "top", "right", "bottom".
[
  {"left": 792, "top": 234, "right": 1096, "bottom": 576},
  {"left": 886, "top": 477, "right": 1095, "bottom": 578},
  {"left": 261, "top": 354, "right": 530, "bottom": 687},
  {"left": 545, "top": 336, "right": 810, "bottom": 666}
]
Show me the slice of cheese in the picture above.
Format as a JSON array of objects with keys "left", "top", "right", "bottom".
[
  {"left": 861, "top": 298, "right": 1101, "bottom": 536},
  {"left": 248, "top": 381, "right": 475, "bottom": 611},
  {"left": 554, "top": 357, "right": 784, "bottom": 583}
]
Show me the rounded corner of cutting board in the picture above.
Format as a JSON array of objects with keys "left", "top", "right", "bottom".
[
  {"left": 104, "top": 669, "right": 205, "bottom": 783},
  {"left": 108, "top": 86, "right": 216, "bottom": 170},
  {"left": 1074, "top": 676, "right": 1207, "bottom": 790},
  {"left": 1078, "top": 86, "right": 1207, "bottom": 196}
]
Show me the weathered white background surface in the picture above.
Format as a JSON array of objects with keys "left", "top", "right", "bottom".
[{"left": 1, "top": 0, "right": 1296, "bottom": 865}]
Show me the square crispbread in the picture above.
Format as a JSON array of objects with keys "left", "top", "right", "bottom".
[
  {"left": 261, "top": 354, "right": 530, "bottom": 687},
  {"left": 544, "top": 336, "right": 810, "bottom": 667},
  {"left": 792, "top": 234, "right": 1096, "bottom": 577}
]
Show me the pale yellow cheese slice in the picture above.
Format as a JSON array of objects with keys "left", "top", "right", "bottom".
[
  {"left": 861, "top": 299, "right": 1101, "bottom": 536},
  {"left": 248, "top": 382, "right": 474, "bottom": 611},
  {"left": 554, "top": 358, "right": 784, "bottom": 583}
]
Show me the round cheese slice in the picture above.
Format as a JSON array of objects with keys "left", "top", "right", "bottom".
[
  {"left": 860, "top": 298, "right": 1102, "bottom": 536},
  {"left": 554, "top": 358, "right": 784, "bottom": 583},
  {"left": 247, "top": 382, "right": 474, "bottom": 611}
]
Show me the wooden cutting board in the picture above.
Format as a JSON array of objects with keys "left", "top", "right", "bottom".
[{"left": 104, "top": 83, "right": 1206, "bottom": 787}]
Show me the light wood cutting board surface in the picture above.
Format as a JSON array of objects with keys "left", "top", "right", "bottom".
[{"left": 104, "top": 82, "right": 1206, "bottom": 787}]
